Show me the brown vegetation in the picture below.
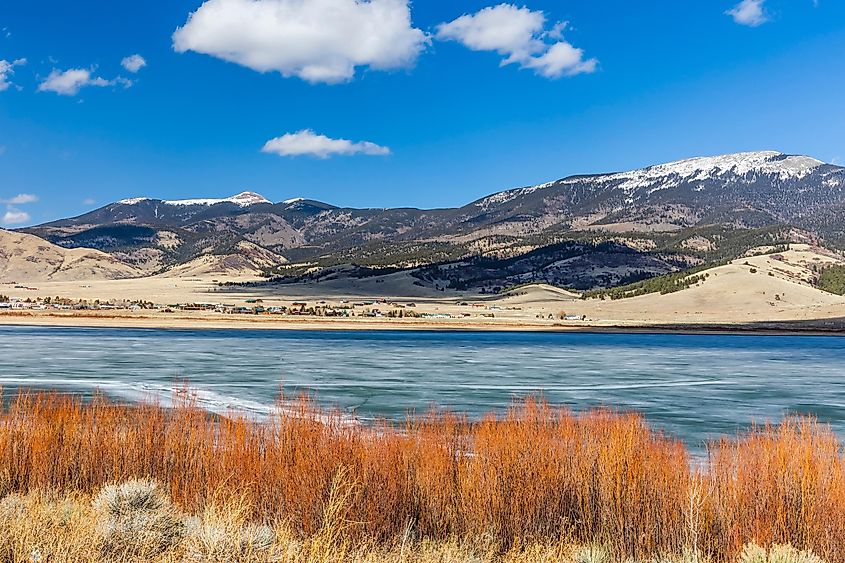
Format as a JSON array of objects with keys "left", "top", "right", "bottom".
[{"left": 0, "top": 392, "right": 841, "bottom": 561}]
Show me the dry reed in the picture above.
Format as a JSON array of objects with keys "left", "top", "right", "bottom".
[{"left": 0, "top": 391, "right": 840, "bottom": 561}]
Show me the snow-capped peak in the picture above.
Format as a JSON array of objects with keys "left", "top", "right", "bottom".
[
  {"left": 164, "top": 191, "right": 270, "bottom": 207},
  {"left": 227, "top": 191, "right": 272, "bottom": 206},
  {"left": 625, "top": 151, "right": 823, "bottom": 181},
  {"left": 118, "top": 191, "right": 270, "bottom": 207},
  {"left": 590, "top": 151, "right": 826, "bottom": 195},
  {"left": 475, "top": 151, "right": 828, "bottom": 210},
  {"left": 283, "top": 197, "right": 305, "bottom": 205},
  {"left": 116, "top": 197, "right": 151, "bottom": 205}
]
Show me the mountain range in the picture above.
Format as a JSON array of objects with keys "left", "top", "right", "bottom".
[{"left": 13, "top": 151, "right": 845, "bottom": 289}]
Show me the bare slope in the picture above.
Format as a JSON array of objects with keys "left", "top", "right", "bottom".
[
  {"left": 573, "top": 245, "right": 845, "bottom": 323},
  {"left": 159, "top": 241, "right": 288, "bottom": 279},
  {"left": 0, "top": 229, "right": 142, "bottom": 282}
]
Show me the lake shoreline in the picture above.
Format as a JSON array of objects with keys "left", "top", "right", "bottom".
[{"left": 1, "top": 309, "right": 843, "bottom": 336}]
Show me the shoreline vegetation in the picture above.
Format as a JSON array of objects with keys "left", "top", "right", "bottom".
[{"left": 0, "top": 392, "right": 843, "bottom": 561}]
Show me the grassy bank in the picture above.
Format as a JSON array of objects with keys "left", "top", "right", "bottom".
[{"left": 0, "top": 392, "right": 841, "bottom": 562}]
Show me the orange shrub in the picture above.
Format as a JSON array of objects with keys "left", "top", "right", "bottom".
[
  {"left": 706, "top": 417, "right": 845, "bottom": 559},
  {"left": 0, "top": 390, "right": 843, "bottom": 561}
]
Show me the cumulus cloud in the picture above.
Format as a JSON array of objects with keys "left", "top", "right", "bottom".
[
  {"left": 435, "top": 4, "right": 597, "bottom": 79},
  {"left": 726, "top": 0, "right": 769, "bottom": 26},
  {"left": 523, "top": 40, "right": 597, "bottom": 78},
  {"left": 261, "top": 129, "right": 391, "bottom": 158},
  {"left": 121, "top": 54, "right": 147, "bottom": 73},
  {"left": 436, "top": 4, "right": 545, "bottom": 62},
  {"left": 2, "top": 207, "right": 30, "bottom": 225},
  {"left": 38, "top": 68, "right": 113, "bottom": 96},
  {"left": 0, "top": 193, "right": 38, "bottom": 205},
  {"left": 172, "top": 0, "right": 429, "bottom": 84},
  {"left": 2, "top": 192, "right": 37, "bottom": 225},
  {"left": 0, "top": 58, "right": 26, "bottom": 91}
]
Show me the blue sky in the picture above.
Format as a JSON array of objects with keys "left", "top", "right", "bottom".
[{"left": 1, "top": 0, "right": 844, "bottom": 226}]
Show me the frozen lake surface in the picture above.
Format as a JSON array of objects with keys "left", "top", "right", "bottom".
[{"left": 2, "top": 326, "right": 844, "bottom": 450}]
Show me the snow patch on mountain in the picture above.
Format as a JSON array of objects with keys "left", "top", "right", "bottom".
[
  {"left": 117, "top": 197, "right": 151, "bottom": 205},
  {"left": 118, "top": 192, "right": 270, "bottom": 207},
  {"left": 476, "top": 181, "right": 557, "bottom": 210},
  {"left": 164, "top": 191, "right": 270, "bottom": 207},
  {"left": 478, "top": 152, "right": 828, "bottom": 210},
  {"left": 599, "top": 151, "right": 824, "bottom": 194}
]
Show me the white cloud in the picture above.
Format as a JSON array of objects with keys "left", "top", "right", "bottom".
[
  {"left": 121, "top": 54, "right": 147, "bottom": 73},
  {"left": 172, "top": 0, "right": 428, "bottom": 84},
  {"left": 261, "top": 129, "right": 391, "bottom": 158},
  {"left": 1, "top": 193, "right": 38, "bottom": 205},
  {"left": 83, "top": 197, "right": 97, "bottom": 206},
  {"left": 524, "top": 41, "right": 597, "bottom": 78},
  {"left": 436, "top": 4, "right": 545, "bottom": 61},
  {"left": 38, "top": 68, "right": 112, "bottom": 96},
  {"left": 1, "top": 192, "right": 37, "bottom": 225},
  {"left": 435, "top": 4, "right": 597, "bottom": 79},
  {"left": 0, "top": 58, "right": 26, "bottom": 92},
  {"left": 2, "top": 207, "right": 30, "bottom": 225},
  {"left": 726, "top": 0, "right": 769, "bottom": 27}
]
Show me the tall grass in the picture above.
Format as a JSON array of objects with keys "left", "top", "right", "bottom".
[{"left": 0, "top": 391, "right": 842, "bottom": 561}]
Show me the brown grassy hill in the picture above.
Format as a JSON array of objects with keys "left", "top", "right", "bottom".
[
  {"left": 0, "top": 228, "right": 142, "bottom": 283},
  {"left": 158, "top": 241, "right": 288, "bottom": 279}
]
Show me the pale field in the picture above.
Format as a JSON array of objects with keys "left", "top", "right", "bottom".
[{"left": 2, "top": 244, "right": 844, "bottom": 332}]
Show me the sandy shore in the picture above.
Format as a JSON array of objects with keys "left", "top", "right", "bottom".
[
  {"left": 2, "top": 309, "right": 844, "bottom": 335},
  {"left": 0, "top": 310, "right": 590, "bottom": 332}
]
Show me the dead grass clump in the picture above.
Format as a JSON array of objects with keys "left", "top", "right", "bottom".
[
  {"left": 736, "top": 542, "right": 826, "bottom": 563},
  {"left": 182, "top": 499, "right": 276, "bottom": 562},
  {"left": 571, "top": 544, "right": 612, "bottom": 563},
  {"left": 92, "top": 478, "right": 184, "bottom": 558},
  {"left": 0, "top": 490, "right": 94, "bottom": 562},
  {"left": 0, "top": 487, "right": 837, "bottom": 562}
]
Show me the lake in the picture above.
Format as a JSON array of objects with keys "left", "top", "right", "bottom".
[{"left": 1, "top": 325, "right": 843, "bottom": 451}]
